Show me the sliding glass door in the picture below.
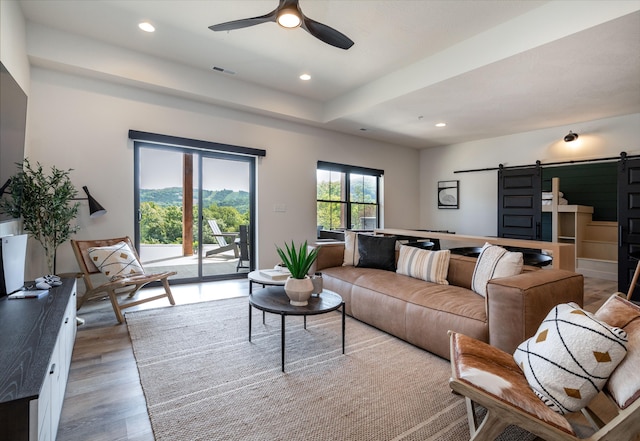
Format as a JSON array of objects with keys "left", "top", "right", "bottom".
[{"left": 135, "top": 144, "right": 254, "bottom": 283}]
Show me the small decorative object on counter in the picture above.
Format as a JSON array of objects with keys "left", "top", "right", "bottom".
[{"left": 311, "top": 272, "right": 323, "bottom": 296}]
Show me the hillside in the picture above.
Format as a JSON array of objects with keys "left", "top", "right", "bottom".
[{"left": 140, "top": 187, "right": 250, "bottom": 214}]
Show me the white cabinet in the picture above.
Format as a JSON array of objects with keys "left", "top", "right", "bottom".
[{"left": 0, "top": 279, "right": 77, "bottom": 441}]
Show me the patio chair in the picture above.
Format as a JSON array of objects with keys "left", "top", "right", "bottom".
[
  {"left": 71, "top": 236, "right": 176, "bottom": 323},
  {"left": 236, "top": 224, "right": 250, "bottom": 271},
  {"left": 205, "top": 219, "right": 239, "bottom": 258},
  {"left": 448, "top": 294, "right": 640, "bottom": 441}
]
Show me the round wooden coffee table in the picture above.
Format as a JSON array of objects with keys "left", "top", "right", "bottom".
[{"left": 249, "top": 286, "right": 345, "bottom": 372}]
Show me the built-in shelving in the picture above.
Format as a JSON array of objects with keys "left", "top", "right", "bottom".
[{"left": 543, "top": 177, "right": 617, "bottom": 280}]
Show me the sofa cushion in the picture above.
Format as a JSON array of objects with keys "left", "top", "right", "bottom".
[
  {"left": 471, "top": 243, "right": 523, "bottom": 297},
  {"left": 357, "top": 234, "right": 397, "bottom": 271},
  {"left": 342, "top": 231, "right": 360, "bottom": 266},
  {"left": 594, "top": 294, "right": 640, "bottom": 409},
  {"left": 513, "top": 302, "right": 628, "bottom": 414},
  {"left": 396, "top": 245, "right": 450, "bottom": 284}
]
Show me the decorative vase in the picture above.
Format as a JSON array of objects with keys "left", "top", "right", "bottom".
[{"left": 284, "top": 276, "right": 314, "bottom": 306}]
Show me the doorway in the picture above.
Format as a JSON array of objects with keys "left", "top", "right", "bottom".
[{"left": 134, "top": 144, "right": 255, "bottom": 283}]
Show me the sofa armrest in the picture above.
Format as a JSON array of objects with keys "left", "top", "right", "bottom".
[
  {"left": 310, "top": 242, "right": 345, "bottom": 272},
  {"left": 486, "top": 269, "right": 584, "bottom": 354}
]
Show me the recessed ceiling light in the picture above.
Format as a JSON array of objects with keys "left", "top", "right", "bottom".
[
  {"left": 435, "top": 122, "right": 447, "bottom": 127},
  {"left": 299, "top": 74, "right": 311, "bottom": 81},
  {"left": 138, "top": 22, "right": 155, "bottom": 33}
]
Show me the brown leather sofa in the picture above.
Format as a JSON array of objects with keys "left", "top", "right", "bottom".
[{"left": 312, "top": 242, "right": 584, "bottom": 360}]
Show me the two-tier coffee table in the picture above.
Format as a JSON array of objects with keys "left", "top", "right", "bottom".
[{"left": 249, "top": 286, "right": 345, "bottom": 372}]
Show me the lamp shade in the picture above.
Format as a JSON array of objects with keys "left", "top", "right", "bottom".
[{"left": 82, "top": 186, "right": 107, "bottom": 218}]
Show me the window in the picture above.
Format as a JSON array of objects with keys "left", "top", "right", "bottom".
[{"left": 316, "top": 161, "right": 382, "bottom": 231}]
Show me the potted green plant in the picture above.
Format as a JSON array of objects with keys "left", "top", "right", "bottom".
[
  {"left": 275, "top": 240, "right": 319, "bottom": 306},
  {"left": 0, "top": 159, "right": 80, "bottom": 275}
]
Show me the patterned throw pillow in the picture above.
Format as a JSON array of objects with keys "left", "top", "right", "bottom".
[
  {"left": 513, "top": 302, "right": 628, "bottom": 414},
  {"left": 594, "top": 294, "right": 640, "bottom": 409},
  {"left": 342, "top": 231, "right": 360, "bottom": 266},
  {"left": 471, "top": 243, "right": 523, "bottom": 297},
  {"left": 396, "top": 245, "right": 450, "bottom": 285},
  {"left": 88, "top": 241, "right": 145, "bottom": 280}
]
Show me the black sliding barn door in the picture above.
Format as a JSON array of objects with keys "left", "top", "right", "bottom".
[
  {"left": 618, "top": 157, "right": 640, "bottom": 300},
  {"left": 498, "top": 165, "right": 542, "bottom": 240}
]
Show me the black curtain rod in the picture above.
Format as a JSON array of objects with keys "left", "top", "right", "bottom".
[{"left": 453, "top": 152, "right": 639, "bottom": 174}]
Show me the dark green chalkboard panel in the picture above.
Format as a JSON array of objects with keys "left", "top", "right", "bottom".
[{"left": 542, "top": 162, "right": 617, "bottom": 222}]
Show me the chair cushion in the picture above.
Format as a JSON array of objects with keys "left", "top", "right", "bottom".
[
  {"left": 513, "top": 302, "right": 628, "bottom": 414},
  {"left": 595, "top": 294, "right": 640, "bottom": 409},
  {"left": 356, "top": 234, "right": 397, "bottom": 272},
  {"left": 88, "top": 241, "right": 145, "bottom": 280},
  {"left": 396, "top": 245, "right": 450, "bottom": 285},
  {"left": 471, "top": 243, "right": 523, "bottom": 297}
]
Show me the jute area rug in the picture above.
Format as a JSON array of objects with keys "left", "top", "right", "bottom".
[{"left": 126, "top": 297, "right": 534, "bottom": 441}]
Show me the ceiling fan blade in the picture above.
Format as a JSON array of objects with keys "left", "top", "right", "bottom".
[
  {"left": 209, "top": 10, "right": 277, "bottom": 32},
  {"left": 301, "top": 16, "right": 354, "bottom": 50}
]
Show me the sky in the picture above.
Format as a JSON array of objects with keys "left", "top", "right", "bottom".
[{"left": 139, "top": 148, "right": 250, "bottom": 192}]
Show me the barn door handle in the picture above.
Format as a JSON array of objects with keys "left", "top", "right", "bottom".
[{"left": 619, "top": 225, "right": 624, "bottom": 246}]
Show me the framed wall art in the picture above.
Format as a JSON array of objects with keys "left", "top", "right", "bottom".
[{"left": 438, "top": 180, "right": 459, "bottom": 209}]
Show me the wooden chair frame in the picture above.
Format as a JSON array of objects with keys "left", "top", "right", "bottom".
[
  {"left": 448, "top": 331, "right": 640, "bottom": 441},
  {"left": 71, "top": 236, "right": 176, "bottom": 323}
]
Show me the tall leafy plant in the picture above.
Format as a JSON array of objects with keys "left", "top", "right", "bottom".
[{"left": 0, "top": 159, "right": 80, "bottom": 274}]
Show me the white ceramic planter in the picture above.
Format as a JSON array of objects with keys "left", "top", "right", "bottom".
[{"left": 284, "top": 276, "right": 314, "bottom": 306}]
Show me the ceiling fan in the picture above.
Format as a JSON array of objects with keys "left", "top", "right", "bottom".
[{"left": 209, "top": 0, "right": 354, "bottom": 50}]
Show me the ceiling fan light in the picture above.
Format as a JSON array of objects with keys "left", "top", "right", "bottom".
[{"left": 277, "top": 8, "right": 301, "bottom": 28}]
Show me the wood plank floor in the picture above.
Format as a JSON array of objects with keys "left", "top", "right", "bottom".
[{"left": 56, "top": 277, "right": 619, "bottom": 441}]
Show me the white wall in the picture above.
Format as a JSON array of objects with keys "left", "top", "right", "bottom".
[
  {"left": 0, "top": 0, "right": 29, "bottom": 93},
  {"left": 26, "top": 68, "right": 420, "bottom": 277},
  {"left": 420, "top": 113, "right": 640, "bottom": 236}
]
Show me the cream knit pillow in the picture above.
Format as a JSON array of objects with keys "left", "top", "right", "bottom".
[
  {"left": 342, "top": 231, "right": 360, "bottom": 266},
  {"left": 471, "top": 243, "right": 523, "bottom": 297}
]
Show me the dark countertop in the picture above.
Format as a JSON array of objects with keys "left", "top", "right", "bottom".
[{"left": 0, "top": 278, "right": 75, "bottom": 404}]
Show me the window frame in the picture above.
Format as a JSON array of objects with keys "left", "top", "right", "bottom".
[{"left": 316, "top": 161, "right": 383, "bottom": 231}]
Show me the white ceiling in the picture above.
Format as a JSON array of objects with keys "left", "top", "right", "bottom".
[{"left": 17, "top": 0, "right": 640, "bottom": 148}]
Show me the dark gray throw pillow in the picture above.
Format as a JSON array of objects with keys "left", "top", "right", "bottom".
[{"left": 356, "top": 234, "right": 397, "bottom": 271}]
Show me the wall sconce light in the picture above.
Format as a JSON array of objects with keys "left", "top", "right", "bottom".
[
  {"left": 0, "top": 178, "right": 11, "bottom": 196},
  {"left": 564, "top": 131, "right": 579, "bottom": 143},
  {"left": 76, "top": 186, "right": 107, "bottom": 218},
  {"left": 1, "top": 179, "right": 107, "bottom": 218}
]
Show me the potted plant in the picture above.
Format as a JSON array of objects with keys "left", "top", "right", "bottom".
[
  {"left": 275, "top": 240, "right": 319, "bottom": 306},
  {"left": 0, "top": 159, "right": 80, "bottom": 275}
]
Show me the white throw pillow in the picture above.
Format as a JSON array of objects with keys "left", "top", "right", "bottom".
[
  {"left": 471, "top": 243, "right": 523, "bottom": 297},
  {"left": 396, "top": 245, "right": 450, "bottom": 285},
  {"left": 343, "top": 231, "right": 360, "bottom": 266},
  {"left": 88, "top": 241, "right": 145, "bottom": 280},
  {"left": 513, "top": 302, "right": 628, "bottom": 414}
]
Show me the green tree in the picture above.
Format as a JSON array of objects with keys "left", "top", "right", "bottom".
[{"left": 0, "top": 159, "right": 80, "bottom": 273}]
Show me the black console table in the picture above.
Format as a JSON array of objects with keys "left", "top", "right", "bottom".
[{"left": 0, "top": 278, "right": 77, "bottom": 441}]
